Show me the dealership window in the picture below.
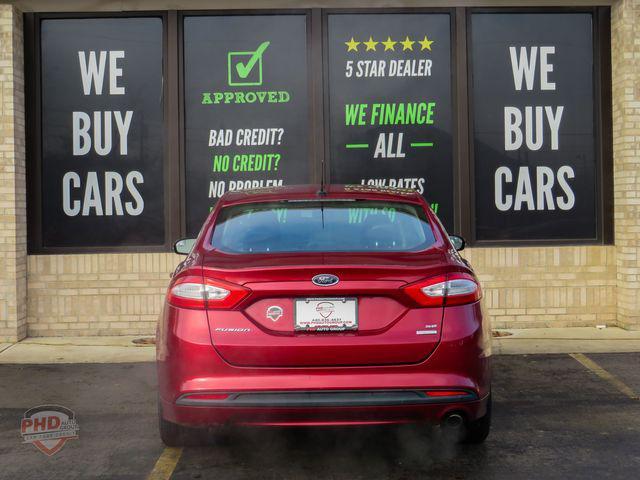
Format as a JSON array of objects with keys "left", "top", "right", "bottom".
[
  {"left": 24, "top": 8, "right": 612, "bottom": 252},
  {"left": 326, "top": 12, "right": 454, "bottom": 231},
  {"left": 182, "top": 13, "right": 312, "bottom": 237},
  {"left": 31, "top": 16, "right": 165, "bottom": 249},
  {"left": 469, "top": 11, "right": 611, "bottom": 243}
]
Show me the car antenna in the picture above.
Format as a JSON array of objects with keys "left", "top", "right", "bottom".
[{"left": 318, "top": 154, "right": 327, "bottom": 197}]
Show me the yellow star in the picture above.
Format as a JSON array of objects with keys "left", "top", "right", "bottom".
[
  {"left": 381, "top": 36, "right": 397, "bottom": 51},
  {"left": 400, "top": 36, "right": 415, "bottom": 51},
  {"left": 418, "top": 35, "right": 434, "bottom": 51},
  {"left": 363, "top": 36, "right": 378, "bottom": 52},
  {"left": 345, "top": 37, "right": 360, "bottom": 52}
]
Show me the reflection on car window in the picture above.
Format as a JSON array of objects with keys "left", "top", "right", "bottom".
[{"left": 211, "top": 201, "right": 436, "bottom": 254}]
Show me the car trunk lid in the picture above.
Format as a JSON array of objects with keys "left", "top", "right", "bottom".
[{"left": 204, "top": 253, "right": 446, "bottom": 367}]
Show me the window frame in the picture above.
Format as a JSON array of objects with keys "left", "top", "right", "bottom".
[
  {"left": 177, "top": 9, "right": 320, "bottom": 239},
  {"left": 465, "top": 6, "right": 613, "bottom": 247},
  {"left": 23, "top": 6, "right": 613, "bottom": 254},
  {"left": 321, "top": 7, "right": 463, "bottom": 237},
  {"left": 25, "top": 11, "right": 178, "bottom": 254}
]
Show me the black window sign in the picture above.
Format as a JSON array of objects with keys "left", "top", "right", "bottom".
[
  {"left": 183, "top": 15, "right": 310, "bottom": 236},
  {"left": 471, "top": 13, "right": 597, "bottom": 241},
  {"left": 327, "top": 14, "right": 454, "bottom": 230},
  {"left": 41, "top": 18, "right": 164, "bottom": 247}
]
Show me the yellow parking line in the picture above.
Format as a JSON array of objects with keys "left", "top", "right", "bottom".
[
  {"left": 147, "top": 447, "right": 183, "bottom": 480},
  {"left": 570, "top": 353, "right": 639, "bottom": 400}
]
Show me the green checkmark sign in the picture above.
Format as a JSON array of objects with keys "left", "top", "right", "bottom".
[{"left": 235, "top": 41, "right": 270, "bottom": 79}]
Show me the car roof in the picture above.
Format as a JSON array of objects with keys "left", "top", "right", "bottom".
[{"left": 218, "top": 184, "right": 425, "bottom": 206}]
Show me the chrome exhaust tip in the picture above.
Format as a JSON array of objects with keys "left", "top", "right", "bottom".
[{"left": 443, "top": 413, "right": 464, "bottom": 429}]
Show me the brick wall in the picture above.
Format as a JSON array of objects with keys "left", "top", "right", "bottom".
[
  {"left": 464, "top": 246, "right": 617, "bottom": 329},
  {"left": 3, "top": 0, "right": 639, "bottom": 337},
  {"left": 0, "top": 4, "right": 26, "bottom": 342},
  {"left": 26, "top": 253, "right": 181, "bottom": 336},
  {"left": 612, "top": 0, "right": 640, "bottom": 330}
]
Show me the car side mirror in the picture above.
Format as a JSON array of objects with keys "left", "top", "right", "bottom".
[
  {"left": 449, "top": 235, "right": 466, "bottom": 252},
  {"left": 174, "top": 238, "right": 196, "bottom": 255}
]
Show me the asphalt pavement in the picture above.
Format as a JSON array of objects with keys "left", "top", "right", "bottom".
[{"left": 1, "top": 353, "right": 639, "bottom": 479}]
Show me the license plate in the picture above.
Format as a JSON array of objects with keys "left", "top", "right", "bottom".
[{"left": 294, "top": 298, "right": 358, "bottom": 332}]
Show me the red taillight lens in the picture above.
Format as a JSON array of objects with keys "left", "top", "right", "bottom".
[
  {"left": 182, "top": 393, "right": 229, "bottom": 401},
  {"left": 404, "top": 272, "right": 481, "bottom": 307},
  {"left": 424, "top": 390, "right": 469, "bottom": 397},
  {"left": 168, "top": 275, "right": 250, "bottom": 310}
]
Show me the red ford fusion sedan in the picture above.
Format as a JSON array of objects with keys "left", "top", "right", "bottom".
[{"left": 157, "top": 184, "right": 491, "bottom": 445}]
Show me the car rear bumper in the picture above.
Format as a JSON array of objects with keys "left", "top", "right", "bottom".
[
  {"left": 175, "top": 389, "right": 477, "bottom": 407},
  {"left": 160, "top": 393, "right": 489, "bottom": 427},
  {"left": 157, "top": 302, "right": 492, "bottom": 428}
]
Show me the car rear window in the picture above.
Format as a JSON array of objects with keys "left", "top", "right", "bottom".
[{"left": 211, "top": 200, "right": 436, "bottom": 254}]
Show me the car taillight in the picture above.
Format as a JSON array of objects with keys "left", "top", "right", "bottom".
[
  {"left": 168, "top": 275, "right": 250, "bottom": 310},
  {"left": 404, "top": 272, "right": 481, "bottom": 307}
]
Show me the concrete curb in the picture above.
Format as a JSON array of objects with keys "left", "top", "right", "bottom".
[
  {"left": 493, "top": 327, "right": 640, "bottom": 355},
  {"left": 0, "top": 336, "right": 156, "bottom": 364}
]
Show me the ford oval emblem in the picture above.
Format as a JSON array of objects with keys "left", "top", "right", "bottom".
[{"left": 312, "top": 274, "right": 339, "bottom": 287}]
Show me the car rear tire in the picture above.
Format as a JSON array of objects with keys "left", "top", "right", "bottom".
[
  {"left": 159, "top": 414, "right": 185, "bottom": 446},
  {"left": 158, "top": 402, "right": 209, "bottom": 446},
  {"left": 462, "top": 394, "right": 492, "bottom": 444}
]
